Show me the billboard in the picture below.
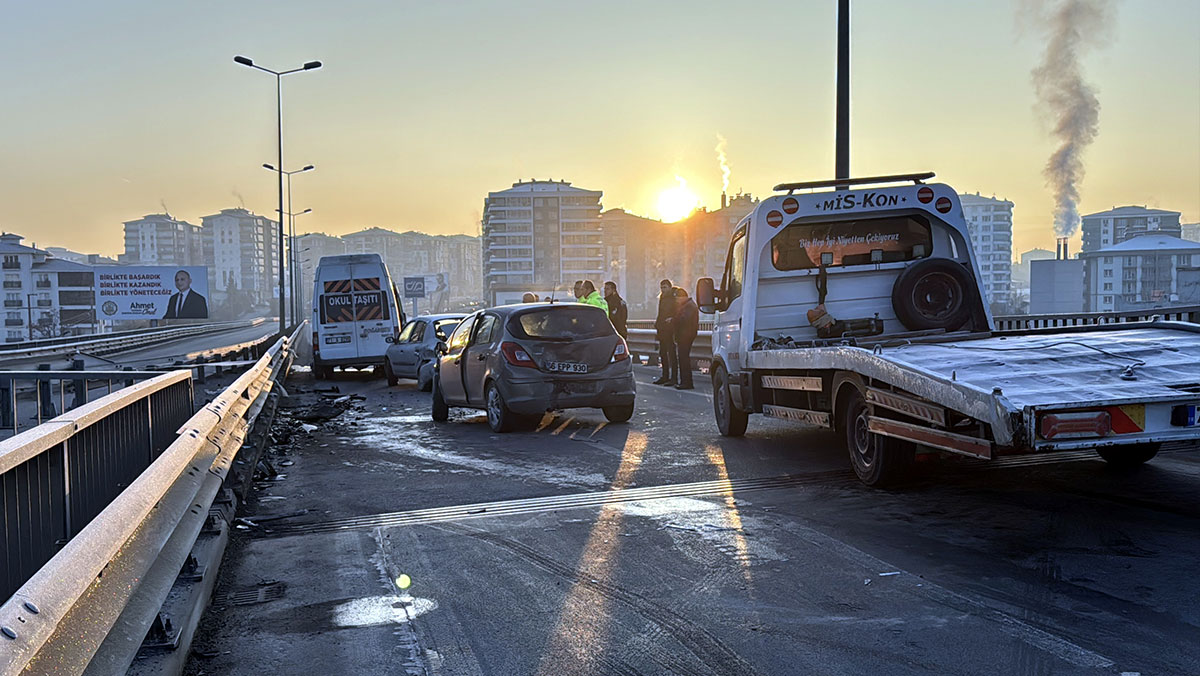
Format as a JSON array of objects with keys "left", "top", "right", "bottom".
[{"left": 97, "top": 266, "right": 210, "bottom": 320}]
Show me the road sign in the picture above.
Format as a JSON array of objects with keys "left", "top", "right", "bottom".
[{"left": 403, "top": 277, "right": 426, "bottom": 299}]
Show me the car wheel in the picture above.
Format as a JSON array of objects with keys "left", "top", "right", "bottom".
[
  {"left": 713, "top": 365, "right": 748, "bottom": 437},
  {"left": 843, "top": 389, "right": 913, "bottom": 487},
  {"left": 431, "top": 375, "right": 449, "bottom": 422},
  {"left": 485, "top": 382, "right": 519, "bottom": 433},
  {"left": 603, "top": 403, "right": 635, "bottom": 423},
  {"left": 417, "top": 361, "right": 434, "bottom": 392},
  {"left": 1096, "top": 443, "right": 1159, "bottom": 469},
  {"left": 384, "top": 361, "right": 399, "bottom": 387}
]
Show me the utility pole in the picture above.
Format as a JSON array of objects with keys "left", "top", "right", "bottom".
[{"left": 835, "top": 0, "right": 850, "bottom": 187}]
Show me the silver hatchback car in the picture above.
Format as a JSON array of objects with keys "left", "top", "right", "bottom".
[
  {"left": 384, "top": 313, "right": 466, "bottom": 390},
  {"left": 431, "top": 303, "right": 636, "bottom": 432}
]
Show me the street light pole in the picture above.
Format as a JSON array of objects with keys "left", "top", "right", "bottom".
[
  {"left": 234, "top": 55, "right": 321, "bottom": 333},
  {"left": 835, "top": 0, "right": 850, "bottom": 188},
  {"left": 263, "top": 163, "right": 314, "bottom": 326}
]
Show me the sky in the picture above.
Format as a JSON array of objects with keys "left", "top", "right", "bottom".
[{"left": 1, "top": 0, "right": 1197, "bottom": 258}]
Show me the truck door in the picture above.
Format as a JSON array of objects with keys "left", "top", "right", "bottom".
[
  {"left": 717, "top": 226, "right": 748, "bottom": 374},
  {"left": 349, "top": 268, "right": 391, "bottom": 362},
  {"left": 318, "top": 268, "right": 357, "bottom": 362}
]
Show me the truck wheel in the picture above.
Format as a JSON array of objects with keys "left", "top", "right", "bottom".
[
  {"left": 1096, "top": 443, "right": 1159, "bottom": 469},
  {"left": 603, "top": 404, "right": 635, "bottom": 423},
  {"left": 713, "top": 365, "right": 748, "bottom": 437},
  {"left": 891, "top": 258, "right": 975, "bottom": 332},
  {"left": 384, "top": 361, "right": 399, "bottom": 387},
  {"left": 485, "top": 382, "right": 519, "bottom": 433},
  {"left": 431, "top": 375, "right": 449, "bottom": 422},
  {"left": 843, "top": 390, "right": 913, "bottom": 487}
]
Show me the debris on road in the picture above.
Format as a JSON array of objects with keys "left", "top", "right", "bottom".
[{"left": 879, "top": 571, "right": 901, "bottom": 577}]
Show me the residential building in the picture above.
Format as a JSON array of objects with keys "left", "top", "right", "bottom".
[
  {"left": 959, "top": 193, "right": 1014, "bottom": 310},
  {"left": 1013, "top": 248, "right": 1055, "bottom": 287},
  {"left": 600, "top": 209, "right": 667, "bottom": 317},
  {"left": 0, "top": 233, "right": 98, "bottom": 342},
  {"left": 1182, "top": 222, "right": 1200, "bottom": 243},
  {"left": 1080, "top": 206, "right": 1182, "bottom": 253},
  {"left": 201, "top": 208, "right": 279, "bottom": 305},
  {"left": 120, "top": 214, "right": 204, "bottom": 266},
  {"left": 1028, "top": 258, "right": 1084, "bottom": 315},
  {"left": 296, "top": 232, "right": 348, "bottom": 314},
  {"left": 481, "top": 180, "right": 603, "bottom": 304},
  {"left": 1079, "top": 234, "right": 1200, "bottom": 312},
  {"left": 44, "top": 247, "right": 118, "bottom": 266}
]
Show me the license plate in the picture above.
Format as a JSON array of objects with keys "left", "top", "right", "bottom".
[
  {"left": 545, "top": 361, "right": 587, "bottom": 374},
  {"left": 325, "top": 335, "right": 351, "bottom": 345}
]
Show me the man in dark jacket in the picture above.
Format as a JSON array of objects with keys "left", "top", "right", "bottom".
[
  {"left": 673, "top": 286, "right": 700, "bottom": 390},
  {"left": 653, "top": 279, "right": 677, "bottom": 385},
  {"left": 603, "top": 281, "right": 628, "bottom": 338}
]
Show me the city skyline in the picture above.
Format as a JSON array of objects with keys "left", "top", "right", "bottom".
[{"left": 2, "top": 1, "right": 1197, "bottom": 258}]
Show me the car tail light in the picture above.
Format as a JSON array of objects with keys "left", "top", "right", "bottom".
[
  {"left": 1040, "top": 411, "right": 1111, "bottom": 439},
  {"left": 312, "top": 331, "right": 320, "bottom": 355},
  {"left": 611, "top": 340, "right": 629, "bottom": 363},
  {"left": 501, "top": 341, "right": 538, "bottom": 368}
]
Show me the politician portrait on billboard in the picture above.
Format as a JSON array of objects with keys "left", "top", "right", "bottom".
[{"left": 162, "top": 269, "right": 208, "bottom": 319}]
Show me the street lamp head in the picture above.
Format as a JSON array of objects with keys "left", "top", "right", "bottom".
[
  {"left": 301, "top": 165, "right": 315, "bottom": 172},
  {"left": 234, "top": 55, "right": 254, "bottom": 67},
  {"left": 303, "top": 60, "right": 322, "bottom": 71},
  {"left": 263, "top": 163, "right": 276, "bottom": 171},
  {"left": 301, "top": 208, "right": 313, "bottom": 215}
]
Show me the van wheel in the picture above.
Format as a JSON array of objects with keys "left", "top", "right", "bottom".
[
  {"left": 384, "top": 361, "right": 399, "bottom": 387},
  {"left": 1097, "top": 443, "right": 1159, "bottom": 469},
  {"left": 431, "top": 375, "right": 449, "bottom": 422},
  {"left": 485, "top": 382, "right": 519, "bottom": 433},
  {"left": 843, "top": 389, "right": 913, "bottom": 487},
  {"left": 713, "top": 365, "right": 748, "bottom": 437},
  {"left": 603, "top": 404, "right": 635, "bottom": 423}
]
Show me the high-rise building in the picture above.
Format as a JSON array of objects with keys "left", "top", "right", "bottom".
[
  {"left": 0, "top": 233, "right": 99, "bottom": 342},
  {"left": 482, "top": 180, "right": 603, "bottom": 303},
  {"left": 1080, "top": 234, "right": 1200, "bottom": 312},
  {"left": 201, "top": 208, "right": 279, "bottom": 305},
  {"left": 1080, "top": 206, "right": 1182, "bottom": 253},
  {"left": 958, "top": 193, "right": 1014, "bottom": 310},
  {"left": 677, "top": 193, "right": 758, "bottom": 291},
  {"left": 600, "top": 208, "right": 667, "bottom": 317},
  {"left": 120, "top": 214, "right": 204, "bottom": 266}
]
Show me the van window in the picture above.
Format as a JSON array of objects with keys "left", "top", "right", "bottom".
[{"left": 771, "top": 215, "right": 933, "bottom": 271}]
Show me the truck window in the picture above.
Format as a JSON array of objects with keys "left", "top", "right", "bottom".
[
  {"left": 725, "top": 229, "right": 747, "bottom": 302},
  {"left": 771, "top": 215, "right": 933, "bottom": 270}
]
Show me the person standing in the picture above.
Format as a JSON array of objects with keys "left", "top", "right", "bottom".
[
  {"left": 603, "top": 281, "right": 628, "bottom": 338},
  {"left": 673, "top": 286, "right": 699, "bottom": 390},
  {"left": 578, "top": 280, "right": 608, "bottom": 311},
  {"left": 653, "top": 279, "right": 677, "bottom": 385},
  {"left": 573, "top": 280, "right": 585, "bottom": 301}
]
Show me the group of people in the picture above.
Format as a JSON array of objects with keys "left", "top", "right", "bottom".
[{"left": 520, "top": 278, "right": 698, "bottom": 390}]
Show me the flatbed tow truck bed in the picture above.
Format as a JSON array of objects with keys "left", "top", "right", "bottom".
[{"left": 744, "top": 321, "right": 1200, "bottom": 454}]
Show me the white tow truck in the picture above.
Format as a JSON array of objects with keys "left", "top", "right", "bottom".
[{"left": 697, "top": 172, "right": 1200, "bottom": 486}]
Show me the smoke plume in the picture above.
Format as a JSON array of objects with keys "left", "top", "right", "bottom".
[
  {"left": 715, "top": 134, "right": 731, "bottom": 193},
  {"left": 232, "top": 189, "right": 246, "bottom": 209},
  {"left": 1030, "top": 0, "right": 1112, "bottom": 237}
]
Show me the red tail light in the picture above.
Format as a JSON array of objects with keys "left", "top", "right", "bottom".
[
  {"left": 312, "top": 331, "right": 320, "bottom": 355},
  {"left": 501, "top": 341, "right": 538, "bottom": 368},
  {"left": 611, "top": 340, "right": 629, "bottom": 363},
  {"left": 1040, "top": 411, "right": 1111, "bottom": 439}
]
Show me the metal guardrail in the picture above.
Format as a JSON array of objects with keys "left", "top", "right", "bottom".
[
  {"left": 625, "top": 306, "right": 1200, "bottom": 368},
  {"left": 0, "top": 323, "right": 304, "bottom": 675},
  {"left": 0, "top": 319, "right": 266, "bottom": 363}
]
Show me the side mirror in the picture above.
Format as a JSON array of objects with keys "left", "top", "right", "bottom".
[
  {"left": 435, "top": 340, "right": 448, "bottom": 355},
  {"left": 696, "top": 277, "right": 718, "bottom": 314},
  {"left": 385, "top": 335, "right": 396, "bottom": 344}
]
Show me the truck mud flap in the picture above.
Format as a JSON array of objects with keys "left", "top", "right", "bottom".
[{"left": 868, "top": 416, "right": 992, "bottom": 459}]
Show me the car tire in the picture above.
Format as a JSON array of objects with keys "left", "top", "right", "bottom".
[
  {"left": 713, "top": 365, "right": 749, "bottom": 437},
  {"left": 384, "top": 361, "right": 399, "bottom": 387},
  {"left": 417, "top": 362, "right": 434, "bottom": 392},
  {"left": 1096, "top": 443, "right": 1159, "bottom": 469},
  {"left": 485, "top": 382, "right": 519, "bottom": 433},
  {"left": 431, "top": 375, "right": 449, "bottom": 422},
  {"left": 891, "top": 258, "right": 976, "bottom": 333},
  {"left": 603, "top": 404, "right": 635, "bottom": 423},
  {"left": 843, "top": 389, "right": 913, "bottom": 487}
]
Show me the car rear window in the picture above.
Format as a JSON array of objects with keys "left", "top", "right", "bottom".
[{"left": 510, "top": 306, "right": 614, "bottom": 341}]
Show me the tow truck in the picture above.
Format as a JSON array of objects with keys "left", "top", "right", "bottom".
[{"left": 696, "top": 172, "right": 1200, "bottom": 486}]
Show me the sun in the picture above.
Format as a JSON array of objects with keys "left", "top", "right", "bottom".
[{"left": 657, "top": 176, "right": 700, "bottom": 223}]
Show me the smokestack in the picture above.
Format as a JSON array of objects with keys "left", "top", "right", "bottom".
[{"left": 721, "top": 192, "right": 727, "bottom": 209}]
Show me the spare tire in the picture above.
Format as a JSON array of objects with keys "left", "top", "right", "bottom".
[{"left": 891, "top": 259, "right": 976, "bottom": 332}]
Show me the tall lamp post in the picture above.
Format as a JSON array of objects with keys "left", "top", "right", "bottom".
[
  {"left": 234, "top": 55, "right": 321, "bottom": 332},
  {"left": 264, "top": 163, "right": 314, "bottom": 321}
]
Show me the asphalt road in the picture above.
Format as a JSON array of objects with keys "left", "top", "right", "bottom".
[{"left": 187, "top": 364, "right": 1200, "bottom": 676}]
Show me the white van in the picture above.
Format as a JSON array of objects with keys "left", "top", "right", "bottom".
[{"left": 311, "top": 253, "right": 405, "bottom": 378}]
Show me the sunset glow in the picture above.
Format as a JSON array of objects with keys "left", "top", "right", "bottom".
[{"left": 656, "top": 176, "right": 701, "bottom": 223}]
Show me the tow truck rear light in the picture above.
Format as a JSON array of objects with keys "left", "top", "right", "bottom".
[
  {"left": 501, "top": 341, "right": 538, "bottom": 368},
  {"left": 611, "top": 340, "right": 629, "bottom": 363},
  {"left": 1040, "top": 411, "right": 1111, "bottom": 439}
]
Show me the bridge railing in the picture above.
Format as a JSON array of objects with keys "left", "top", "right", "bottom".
[
  {"left": 0, "top": 318, "right": 265, "bottom": 363},
  {"left": 0, "top": 323, "right": 303, "bottom": 675}
]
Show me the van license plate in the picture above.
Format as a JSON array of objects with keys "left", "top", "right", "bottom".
[
  {"left": 325, "top": 335, "right": 351, "bottom": 345},
  {"left": 546, "top": 361, "right": 587, "bottom": 374}
]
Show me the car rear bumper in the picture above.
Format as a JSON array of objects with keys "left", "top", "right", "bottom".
[{"left": 501, "top": 373, "right": 636, "bottom": 414}]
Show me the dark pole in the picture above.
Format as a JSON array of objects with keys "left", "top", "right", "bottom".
[
  {"left": 275, "top": 74, "right": 286, "bottom": 332},
  {"left": 835, "top": 0, "right": 850, "bottom": 187}
]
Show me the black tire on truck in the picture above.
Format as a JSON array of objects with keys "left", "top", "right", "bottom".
[
  {"left": 713, "top": 364, "right": 748, "bottom": 437},
  {"left": 891, "top": 258, "right": 976, "bottom": 332},
  {"left": 1096, "top": 443, "right": 1159, "bottom": 469},
  {"left": 842, "top": 388, "right": 914, "bottom": 486}
]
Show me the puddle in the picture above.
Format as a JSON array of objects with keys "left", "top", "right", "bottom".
[{"left": 332, "top": 594, "right": 437, "bottom": 628}]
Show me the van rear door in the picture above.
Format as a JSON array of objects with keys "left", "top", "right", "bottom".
[
  {"left": 318, "top": 267, "right": 358, "bottom": 362},
  {"left": 350, "top": 271, "right": 393, "bottom": 361}
]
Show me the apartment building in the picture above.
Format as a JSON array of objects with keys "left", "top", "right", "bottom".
[
  {"left": 201, "top": 208, "right": 279, "bottom": 305},
  {"left": 0, "top": 233, "right": 98, "bottom": 342},
  {"left": 120, "top": 214, "right": 204, "bottom": 266},
  {"left": 959, "top": 193, "right": 1014, "bottom": 310},
  {"left": 1080, "top": 234, "right": 1200, "bottom": 312},
  {"left": 1081, "top": 206, "right": 1182, "bottom": 253}
]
